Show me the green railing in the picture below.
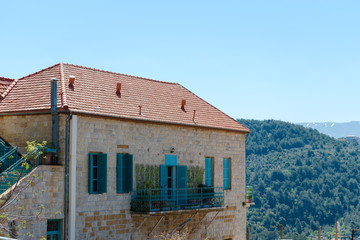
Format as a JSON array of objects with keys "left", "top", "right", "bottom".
[
  {"left": 0, "top": 147, "right": 20, "bottom": 173},
  {"left": 0, "top": 147, "right": 41, "bottom": 194},
  {"left": 131, "top": 187, "right": 224, "bottom": 212},
  {"left": 0, "top": 140, "right": 15, "bottom": 162}
]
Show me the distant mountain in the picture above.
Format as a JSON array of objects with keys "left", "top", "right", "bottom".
[{"left": 298, "top": 121, "right": 360, "bottom": 138}]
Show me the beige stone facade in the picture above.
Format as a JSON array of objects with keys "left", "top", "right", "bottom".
[
  {"left": 0, "top": 113, "right": 247, "bottom": 239},
  {"left": 1, "top": 165, "right": 64, "bottom": 239}
]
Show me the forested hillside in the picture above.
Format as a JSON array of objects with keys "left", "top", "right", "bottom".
[{"left": 238, "top": 119, "right": 360, "bottom": 240}]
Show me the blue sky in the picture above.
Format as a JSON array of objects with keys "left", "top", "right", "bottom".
[{"left": 1, "top": 1, "right": 359, "bottom": 123}]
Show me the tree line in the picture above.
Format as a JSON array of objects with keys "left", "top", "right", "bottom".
[{"left": 238, "top": 119, "right": 360, "bottom": 240}]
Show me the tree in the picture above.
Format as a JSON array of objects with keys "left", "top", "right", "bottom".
[{"left": 0, "top": 141, "right": 47, "bottom": 239}]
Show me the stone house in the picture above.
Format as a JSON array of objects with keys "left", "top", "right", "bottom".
[{"left": 0, "top": 63, "right": 250, "bottom": 240}]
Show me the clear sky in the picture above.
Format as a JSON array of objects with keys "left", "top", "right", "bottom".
[{"left": 1, "top": 1, "right": 359, "bottom": 123}]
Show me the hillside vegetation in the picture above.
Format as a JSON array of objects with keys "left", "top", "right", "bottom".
[{"left": 238, "top": 119, "right": 360, "bottom": 240}]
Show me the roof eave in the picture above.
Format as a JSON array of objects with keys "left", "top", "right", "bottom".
[{"left": 62, "top": 110, "right": 251, "bottom": 133}]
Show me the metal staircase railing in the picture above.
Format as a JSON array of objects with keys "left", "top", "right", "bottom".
[
  {"left": 0, "top": 147, "right": 19, "bottom": 172},
  {"left": 0, "top": 147, "right": 41, "bottom": 194},
  {"left": 0, "top": 138, "right": 11, "bottom": 158},
  {"left": 0, "top": 138, "right": 5, "bottom": 146}
]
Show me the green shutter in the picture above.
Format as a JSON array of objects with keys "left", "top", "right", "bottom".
[
  {"left": 160, "top": 165, "right": 167, "bottom": 188},
  {"left": 176, "top": 165, "right": 188, "bottom": 205},
  {"left": 176, "top": 165, "right": 187, "bottom": 189},
  {"left": 88, "top": 153, "right": 94, "bottom": 193},
  {"left": 98, "top": 153, "right": 107, "bottom": 193},
  {"left": 116, "top": 154, "right": 124, "bottom": 193},
  {"left": 160, "top": 165, "right": 167, "bottom": 200},
  {"left": 124, "top": 154, "right": 133, "bottom": 192},
  {"left": 223, "top": 158, "right": 229, "bottom": 190},
  {"left": 205, "top": 157, "right": 212, "bottom": 187}
]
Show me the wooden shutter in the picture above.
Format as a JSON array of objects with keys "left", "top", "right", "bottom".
[
  {"left": 124, "top": 154, "right": 133, "bottom": 192},
  {"left": 88, "top": 153, "right": 94, "bottom": 193},
  {"left": 160, "top": 165, "right": 167, "bottom": 188},
  {"left": 116, "top": 154, "right": 124, "bottom": 193},
  {"left": 160, "top": 165, "right": 167, "bottom": 200},
  {"left": 205, "top": 157, "right": 212, "bottom": 187},
  {"left": 176, "top": 165, "right": 188, "bottom": 205},
  {"left": 97, "top": 153, "right": 107, "bottom": 193},
  {"left": 223, "top": 158, "right": 229, "bottom": 190},
  {"left": 176, "top": 165, "right": 187, "bottom": 189}
]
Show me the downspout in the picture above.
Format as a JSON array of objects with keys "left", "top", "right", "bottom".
[
  {"left": 51, "top": 78, "right": 59, "bottom": 155},
  {"left": 64, "top": 111, "right": 73, "bottom": 240}
]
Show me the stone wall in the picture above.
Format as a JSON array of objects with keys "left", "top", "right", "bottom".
[
  {"left": 0, "top": 165, "right": 64, "bottom": 239},
  {"left": 74, "top": 115, "right": 247, "bottom": 240},
  {"left": 0, "top": 113, "right": 67, "bottom": 165},
  {"left": 0, "top": 114, "right": 52, "bottom": 151}
]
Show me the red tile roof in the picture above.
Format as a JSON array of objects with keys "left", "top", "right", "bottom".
[
  {"left": 0, "top": 63, "right": 249, "bottom": 133},
  {"left": 0, "top": 77, "right": 14, "bottom": 96}
]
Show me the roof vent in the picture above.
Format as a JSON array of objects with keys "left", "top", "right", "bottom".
[
  {"left": 69, "top": 75, "right": 75, "bottom": 85},
  {"left": 116, "top": 83, "right": 121, "bottom": 94},
  {"left": 181, "top": 99, "right": 186, "bottom": 110}
]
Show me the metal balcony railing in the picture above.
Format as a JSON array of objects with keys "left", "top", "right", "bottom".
[{"left": 131, "top": 187, "right": 224, "bottom": 212}]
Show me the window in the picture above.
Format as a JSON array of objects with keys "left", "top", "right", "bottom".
[
  {"left": 117, "top": 154, "right": 133, "bottom": 193},
  {"left": 47, "top": 219, "right": 61, "bottom": 240},
  {"left": 89, "top": 153, "right": 107, "bottom": 194},
  {"left": 223, "top": 158, "right": 231, "bottom": 190},
  {"left": 205, "top": 157, "right": 213, "bottom": 187}
]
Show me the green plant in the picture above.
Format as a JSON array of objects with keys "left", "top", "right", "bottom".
[
  {"left": 135, "top": 164, "right": 160, "bottom": 190},
  {"left": 23, "top": 141, "right": 47, "bottom": 167},
  {"left": 25, "top": 141, "right": 47, "bottom": 155},
  {"left": 246, "top": 186, "right": 253, "bottom": 200},
  {"left": 187, "top": 166, "right": 204, "bottom": 188}
]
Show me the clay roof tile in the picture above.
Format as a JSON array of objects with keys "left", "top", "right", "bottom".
[{"left": 0, "top": 63, "right": 249, "bottom": 133}]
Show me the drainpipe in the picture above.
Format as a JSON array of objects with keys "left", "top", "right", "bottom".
[
  {"left": 51, "top": 78, "right": 59, "bottom": 156},
  {"left": 64, "top": 112, "right": 73, "bottom": 240}
]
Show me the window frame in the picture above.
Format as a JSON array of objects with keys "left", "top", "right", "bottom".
[{"left": 47, "top": 219, "right": 61, "bottom": 240}]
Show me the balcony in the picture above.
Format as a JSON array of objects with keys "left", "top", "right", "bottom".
[{"left": 131, "top": 187, "right": 224, "bottom": 213}]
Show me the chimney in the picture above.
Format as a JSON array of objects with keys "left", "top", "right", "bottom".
[
  {"left": 69, "top": 75, "right": 75, "bottom": 85},
  {"left": 181, "top": 99, "right": 186, "bottom": 110},
  {"left": 116, "top": 83, "right": 121, "bottom": 94}
]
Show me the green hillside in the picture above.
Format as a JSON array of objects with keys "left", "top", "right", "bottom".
[{"left": 238, "top": 119, "right": 360, "bottom": 240}]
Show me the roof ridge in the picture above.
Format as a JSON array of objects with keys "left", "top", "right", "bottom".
[
  {"left": 60, "top": 63, "right": 68, "bottom": 109},
  {"left": 17, "top": 63, "right": 61, "bottom": 81},
  {"left": 0, "top": 63, "right": 61, "bottom": 102},
  {"left": 62, "top": 63, "right": 177, "bottom": 85},
  {"left": 0, "top": 78, "right": 19, "bottom": 100},
  {"left": 0, "top": 77, "right": 14, "bottom": 82},
  {"left": 177, "top": 84, "right": 250, "bottom": 133}
]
